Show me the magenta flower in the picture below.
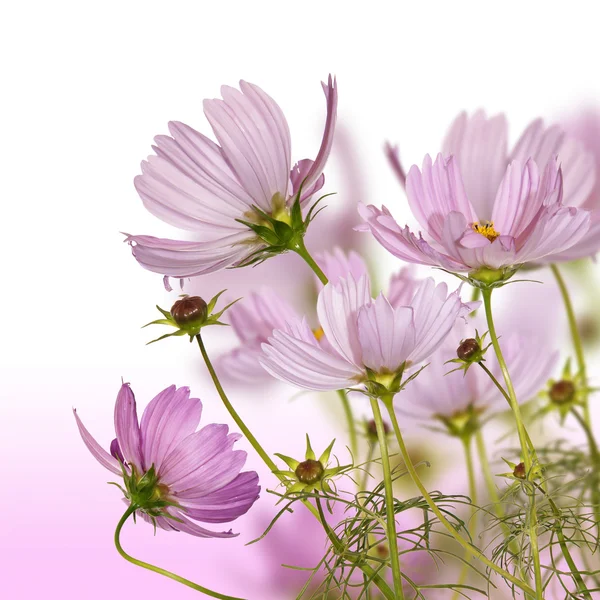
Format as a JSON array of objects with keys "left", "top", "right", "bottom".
[
  {"left": 365, "top": 112, "right": 592, "bottom": 277},
  {"left": 74, "top": 382, "right": 259, "bottom": 537},
  {"left": 126, "top": 76, "right": 337, "bottom": 283},
  {"left": 401, "top": 327, "right": 557, "bottom": 424},
  {"left": 260, "top": 274, "right": 473, "bottom": 392}
]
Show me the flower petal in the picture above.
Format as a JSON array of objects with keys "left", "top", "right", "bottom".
[
  {"left": 316, "top": 247, "right": 368, "bottom": 286},
  {"left": 73, "top": 409, "right": 121, "bottom": 475},
  {"left": 442, "top": 110, "right": 508, "bottom": 220},
  {"left": 406, "top": 153, "right": 476, "bottom": 241},
  {"left": 511, "top": 118, "right": 596, "bottom": 209},
  {"left": 386, "top": 267, "right": 420, "bottom": 308},
  {"left": 114, "top": 383, "right": 143, "bottom": 470},
  {"left": 358, "top": 295, "right": 415, "bottom": 372},
  {"left": 125, "top": 232, "right": 254, "bottom": 278},
  {"left": 139, "top": 385, "right": 202, "bottom": 473}
]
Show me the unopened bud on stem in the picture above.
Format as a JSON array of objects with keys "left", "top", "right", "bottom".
[
  {"left": 457, "top": 338, "right": 480, "bottom": 362},
  {"left": 295, "top": 459, "right": 324, "bottom": 485},
  {"left": 171, "top": 296, "right": 208, "bottom": 328},
  {"left": 549, "top": 380, "right": 576, "bottom": 405}
]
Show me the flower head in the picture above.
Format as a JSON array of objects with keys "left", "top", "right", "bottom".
[
  {"left": 74, "top": 382, "right": 260, "bottom": 537},
  {"left": 260, "top": 273, "right": 474, "bottom": 394},
  {"left": 126, "top": 77, "right": 337, "bottom": 285},
  {"left": 362, "top": 111, "right": 592, "bottom": 279}
]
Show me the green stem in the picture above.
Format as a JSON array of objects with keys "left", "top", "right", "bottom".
[
  {"left": 481, "top": 288, "right": 542, "bottom": 599},
  {"left": 290, "top": 236, "right": 328, "bottom": 285},
  {"left": 338, "top": 389, "right": 359, "bottom": 459},
  {"left": 370, "top": 396, "right": 406, "bottom": 599},
  {"left": 196, "top": 334, "right": 395, "bottom": 600},
  {"left": 469, "top": 286, "right": 481, "bottom": 317},
  {"left": 382, "top": 398, "right": 536, "bottom": 597},
  {"left": 114, "top": 505, "right": 243, "bottom": 599},
  {"left": 452, "top": 436, "right": 478, "bottom": 600},
  {"left": 551, "top": 264, "right": 590, "bottom": 426}
]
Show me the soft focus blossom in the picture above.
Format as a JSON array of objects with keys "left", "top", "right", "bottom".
[
  {"left": 365, "top": 112, "right": 594, "bottom": 275},
  {"left": 401, "top": 325, "right": 557, "bottom": 424},
  {"left": 126, "top": 77, "right": 337, "bottom": 283},
  {"left": 315, "top": 247, "right": 368, "bottom": 285},
  {"left": 74, "top": 382, "right": 260, "bottom": 537},
  {"left": 260, "top": 274, "right": 473, "bottom": 392}
]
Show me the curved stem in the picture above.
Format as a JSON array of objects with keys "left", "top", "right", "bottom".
[
  {"left": 370, "top": 396, "right": 405, "bottom": 599},
  {"left": 195, "top": 334, "right": 395, "bottom": 600},
  {"left": 551, "top": 264, "right": 590, "bottom": 426},
  {"left": 474, "top": 428, "right": 500, "bottom": 508},
  {"left": 290, "top": 236, "right": 328, "bottom": 285},
  {"left": 114, "top": 505, "right": 243, "bottom": 599},
  {"left": 382, "top": 398, "right": 536, "bottom": 597},
  {"left": 338, "top": 389, "right": 359, "bottom": 459}
]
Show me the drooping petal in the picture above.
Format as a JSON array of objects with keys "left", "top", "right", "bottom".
[
  {"left": 114, "top": 383, "right": 143, "bottom": 470},
  {"left": 290, "top": 158, "right": 325, "bottom": 202},
  {"left": 384, "top": 142, "right": 407, "bottom": 188},
  {"left": 408, "top": 279, "right": 470, "bottom": 365},
  {"left": 297, "top": 75, "right": 338, "bottom": 193},
  {"left": 316, "top": 247, "right": 368, "bottom": 286},
  {"left": 442, "top": 110, "right": 508, "bottom": 220},
  {"left": 125, "top": 231, "right": 254, "bottom": 278},
  {"left": 406, "top": 154, "right": 476, "bottom": 241},
  {"left": 180, "top": 471, "right": 260, "bottom": 523},
  {"left": 386, "top": 267, "right": 421, "bottom": 308},
  {"left": 511, "top": 119, "right": 596, "bottom": 209},
  {"left": 203, "top": 81, "right": 292, "bottom": 211},
  {"left": 545, "top": 209, "right": 600, "bottom": 261},
  {"left": 73, "top": 409, "right": 121, "bottom": 475},
  {"left": 260, "top": 320, "right": 362, "bottom": 391},
  {"left": 317, "top": 274, "right": 371, "bottom": 368},
  {"left": 358, "top": 203, "right": 467, "bottom": 271},
  {"left": 139, "top": 386, "right": 202, "bottom": 472},
  {"left": 357, "top": 296, "right": 416, "bottom": 372}
]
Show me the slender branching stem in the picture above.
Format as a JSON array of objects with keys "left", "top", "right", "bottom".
[
  {"left": 370, "top": 395, "right": 406, "bottom": 599},
  {"left": 114, "top": 505, "right": 243, "bottom": 599},
  {"left": 195, "top": 334, "right": 395, "bottom": 600},
  {"left": 382, "top": 397, "right": 536, "bottom": 596}
]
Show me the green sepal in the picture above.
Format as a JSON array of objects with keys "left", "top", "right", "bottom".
[
  {"left": 305, "top": 434, "right": 316, "bottom": 461},
  {"left": 274, "top": 453, "right": 300, "bottom": 470}
]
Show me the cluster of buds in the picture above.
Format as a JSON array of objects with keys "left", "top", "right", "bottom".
[
  {"left": 274, "top": 435, "right": 348, "bottom": 495},
  {"left": 144, "top": 291, "right": 238, "bottom": 344}
]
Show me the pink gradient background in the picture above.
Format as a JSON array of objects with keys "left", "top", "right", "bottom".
[{"left": 3, "top": 1, "right": 600, "bottom": 598}]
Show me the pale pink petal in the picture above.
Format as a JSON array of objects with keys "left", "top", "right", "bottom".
[
  {"left": 511, "top": 119, "right": 596, "bottom": 209},
  {"left": 358, "top": 296, "right": 416, "bottom": 372},
  {"left": 317, "top": 274, "right": 371, "bottom": 368},
  {"left": 406, "top": 154, "right": 476, "bottom": 241},
  {"left": 316, "top": 247, "right": 368, "bottom": 286},
  {"left": 442, "top": 110, "right": 508, "bottom": 220},
  {"left": 290, "top": 158, "right": 325, "bottom": 202},
  {"left": 204, "top": 82, "right": 291, "bottom": 211},
  {"left": 114, "top": 383, "right": 143, "bottom": 471},
  {"left": 168, "top": 508, "right": 238, "bottom": 538},
  {"left": 73, "top": 409, "right": 121, "bottom": 475},
  {"left": 139, "top": 385, "right": 202, "bottom": 473},
  {"left": 358, "top": 203, "right": 466, "bottom": 271},
  {"left": 386, "top": 267, "right": 421, "bottom": 308},
  {"left": 546, "top": 209, "right": 600, "bottom": 261},
  {"left": 125, "top": 232, "right": 254, "bottom": 278},
  {"left": 384, "top": 142, "right": 406, "bottom": 188},
  {"left": 217, "top": 347, "right": 271, "bottom": 382},
  {"left": 299, "top": 75, "right": 338, "bottom": 192}
]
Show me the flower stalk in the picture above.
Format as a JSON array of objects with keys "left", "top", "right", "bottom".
[{"left": 114, "top": 505, "right": 244, "bottom": 600}]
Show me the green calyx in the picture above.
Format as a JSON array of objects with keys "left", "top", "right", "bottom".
[
  {"left": 435, "top": 405, "right": 482, "bottom": 439},
  {"left": 274, "top": 435, "right": 349, "bottom": 495},
  {"left": 362, "top": 362, "right": 427, "bottom": 398},
  {"left": 143, "top": 290, "right": 240, "bottom": 345},
  {"left": 234, "top": 185, "right": 332, "bottom": 268},
  {"left": 467, "top": 266, "right": 518, "bottom": 289}
]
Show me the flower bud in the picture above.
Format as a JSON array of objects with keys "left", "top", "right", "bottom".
[
  {"left": 171, "top": 296, "right": 208, "bottom": 328},
  {"left": 549, "top": 380, "right": 576, "bottom": 405},
  {"left": 295, "top": 459, "right": 324, "bottom": 485},
  {"left": 457, "top": 338, "right": 480, "bottom": 362},
  {"left": 367, "top": 419, "right": 390, "bottom": 440},
  {"left": 513, "top": 462, "right": 526, "bottom": 479}
]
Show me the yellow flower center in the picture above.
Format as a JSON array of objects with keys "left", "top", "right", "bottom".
[
  {"left": 472, "top": 221, "right": 500, "bottom": 242},
  {"left": 313, "top": 327, "right": 325, "bottom": 341}
]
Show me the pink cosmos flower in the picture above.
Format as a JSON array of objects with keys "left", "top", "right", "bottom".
[
  {"left": 74, "top": 382, "right": 260, "bottom": 537},
  {"left": 217, "top": 248, "right": 368, "bottom": 383},
  {"left": 401, "top": 325, "right": 557, "bottom": 422},
  {"left": 365, "top": 112, "right": 592, "bottom": 274},
  {"left": 126, "top": 76, "right": 337, "bottom": 282},
  {"left": 260, "top": 274, "right": 473, "bottom": 392}
]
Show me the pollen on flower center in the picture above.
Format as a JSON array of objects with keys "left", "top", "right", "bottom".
[
  {"left": 472, "top": 221, "right": 500, "bottom": 242},
  {"left": 313, "top": 327, "right": 325, "bottom": 341}
]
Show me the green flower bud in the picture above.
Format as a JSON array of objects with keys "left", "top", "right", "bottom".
[{"left": 549, "top": 380, "right": 576, "bottom": 405}]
